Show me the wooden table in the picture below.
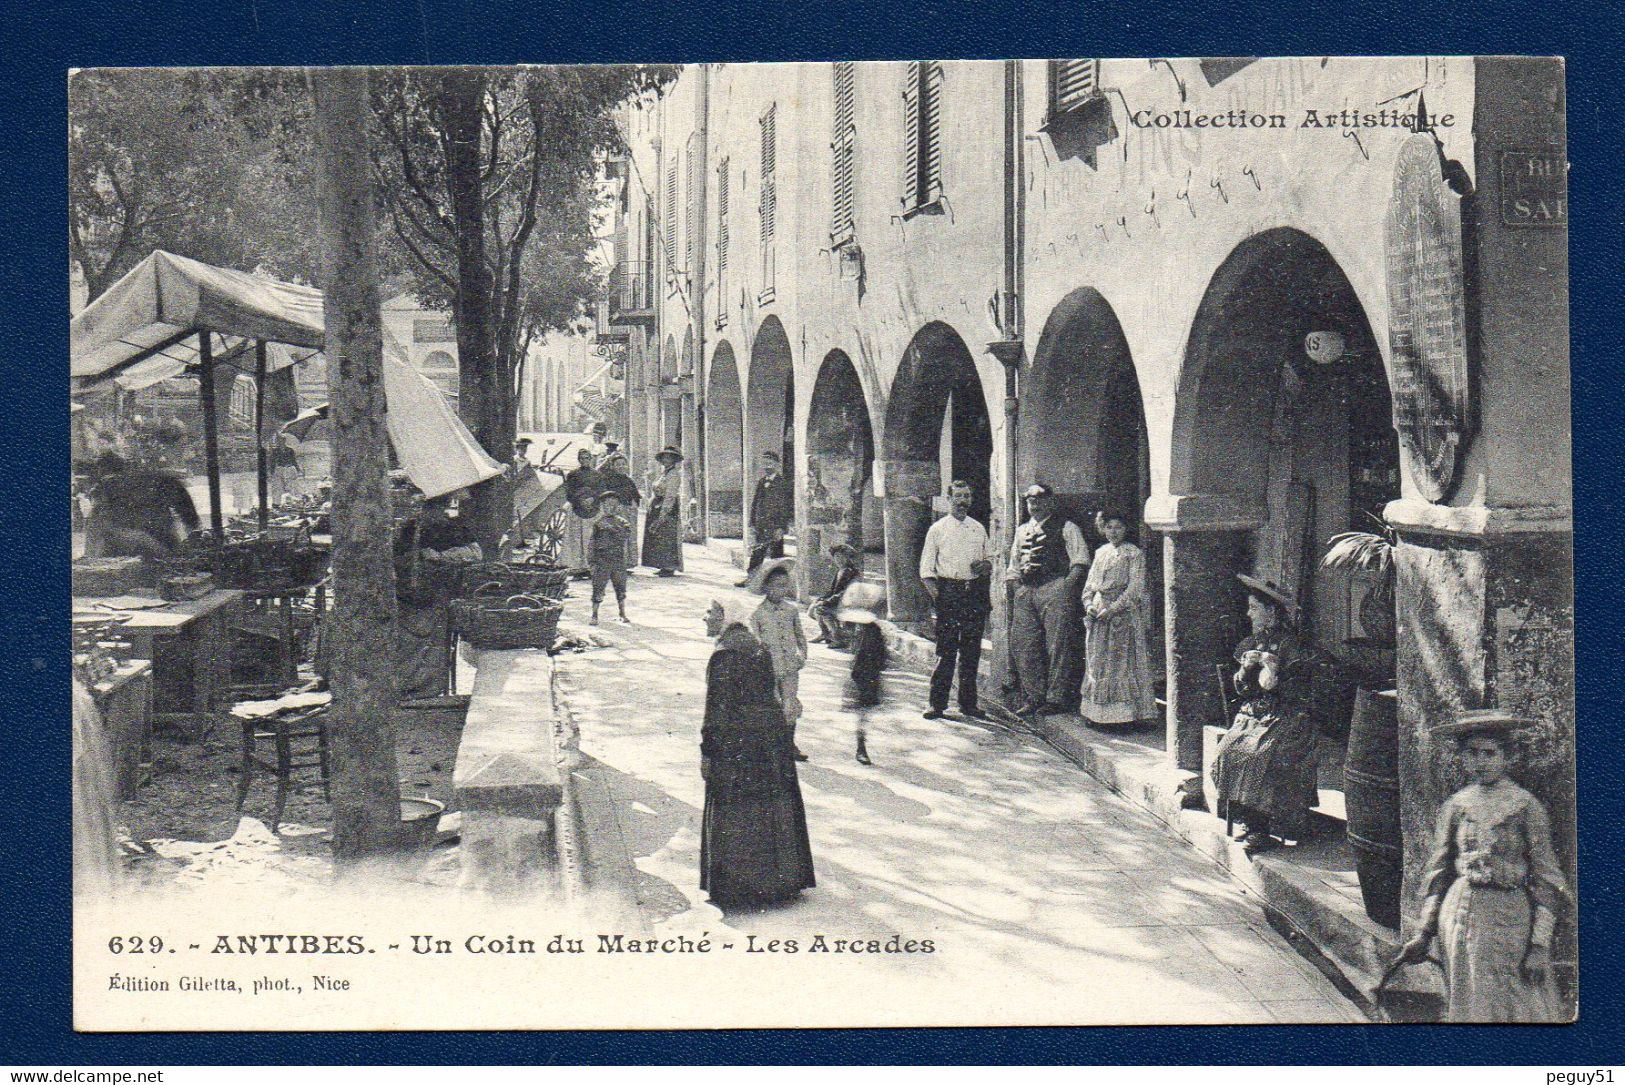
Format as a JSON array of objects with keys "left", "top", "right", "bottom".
[
  {"left": 72, "top": 589, "right": 244, "bottom": 738},
  {"left": 91, "top": 660, "right": 153, "bottom": 798}
]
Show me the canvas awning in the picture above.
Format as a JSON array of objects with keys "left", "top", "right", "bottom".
[
  {"left": 71, "top": 250, "right": 326, "bottom": 385},
  {"left": 280, "top": 350, "right": 503, "bottom": 501}
]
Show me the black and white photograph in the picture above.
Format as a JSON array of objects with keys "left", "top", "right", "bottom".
[{"left": 67, "top": 56, "right": 1574, "bottom": 1029}]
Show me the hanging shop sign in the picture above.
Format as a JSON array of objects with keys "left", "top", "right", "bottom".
[
  {"left": 1499, "top": 149, "right": 1567, "bottom": 228},
  {"left": 1384, "top": 134, "right": 1475, "bottom": 503}
]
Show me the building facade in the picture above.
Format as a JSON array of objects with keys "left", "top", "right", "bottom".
[{"left": 609, "top": 57, "right": 1572, "bottom": 988}]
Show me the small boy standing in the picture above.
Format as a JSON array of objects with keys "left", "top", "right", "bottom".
[
  {"left": 837, "top": 582, "right": 888, "bottom": 766},
  {"left": 589, "top": 490, "right": 632, "bottom": 626},
  {"left": 751, "top": 561, "right": 809, "bottom": 761}
]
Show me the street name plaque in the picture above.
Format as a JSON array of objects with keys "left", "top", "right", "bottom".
[{"left": 1500, "top": 148, "right": 1568, "bottom": 227}]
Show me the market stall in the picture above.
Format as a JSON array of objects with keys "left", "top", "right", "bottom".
[
  {"left": 71, "top": 251, "right": 505, "bottom": 726},
  {"left": 72, "top": 250, "right": 327, "bottom": 537}
]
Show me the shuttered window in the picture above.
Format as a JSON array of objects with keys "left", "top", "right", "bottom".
[
  {"left": 901, "top": 61, "right": 943, "bottom": 212},
  {"left": 1049, "top": 59, "right": 1101, "bottom": 115},
  {"left": 685, "top": 132, "right": 699, "bottom": 272},
  {"left": 759, "top": 105, "right": 777, "bottom": 296},
  {"left": 643, "top": 196, "right": 657, "bottom": 305},
  {"left": 716, "top": 157, "right": 730, "bottom": 326},
  {"left": 830, "top": 61, "right": 856, "bottom": 243},
  {"left": 664, "top": 156, "right": 677, "bottom": 277}
]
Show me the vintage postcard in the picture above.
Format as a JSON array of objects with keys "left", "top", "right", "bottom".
[{"left": 69, "top": 56, "right": 1572, "bottom": 1029}]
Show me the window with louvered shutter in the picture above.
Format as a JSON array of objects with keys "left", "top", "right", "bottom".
[
  {"left": 1050, "top": 59, "right": 1100, "bottom": 115},
  {"left": 716, "top": 157, "right": 730, "bottom": 325},
  {"left": 902, "top": 61, "right": 943, "bottom": 211},
  {"left": 643, "top": 196, "right": 657, "bottom": 307},
  {"left": 685, "top": 133, "right": 699, "bottom": 271},
  {"left": 760, "top": 105, "right": 777, "bottom": 295},
  {"left": 831, "top": 62, "right": 856, "bottom": 243},
  {"left": 921, "top": 61, "right": 943, "bottom": 200},
  {"left": 665, "top": 157, "right": 677, "bottom": 275}
]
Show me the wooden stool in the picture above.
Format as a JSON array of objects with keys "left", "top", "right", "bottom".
[{"left": 219, "top": 684, "right": 332, "bottom": 834}]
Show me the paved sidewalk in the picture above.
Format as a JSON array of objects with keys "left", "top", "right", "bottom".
[{"left": 552, "top": 545, "right": 1362, "bottom": 1026}]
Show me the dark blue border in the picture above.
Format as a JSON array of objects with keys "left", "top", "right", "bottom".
[{"left": 10, "top": 0, "right": 1621, "bottom": 1065}]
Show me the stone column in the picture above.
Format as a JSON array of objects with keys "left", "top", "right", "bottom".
[
  {"left": 880, "top": 458, "right": 942, "bottom": 628},
  {"left": 1389, "top": 502, "right": 1575, "bottom": 1004},
  {"left": 1145, "top": 495, "right": 1262, "bottom": 777}
]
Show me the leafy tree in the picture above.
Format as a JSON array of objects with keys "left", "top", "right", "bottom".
[
  {"left": 370, "top": 65, "right": 675, "bottom": 549},
  {"left": 68, "top": 68, "right": 320, "bottom": 300}
]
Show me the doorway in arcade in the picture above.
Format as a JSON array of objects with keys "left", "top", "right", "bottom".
[
  {"left": 745, "top": 316, "right": 796, "bottom": 560},
  {"left": 704, "top": 341, "right": 745, "bottom": 538},
  {"left": 805, "top": 350, "right": 878, "bottom": 597},
  {"left": 1021, "top": 287, "right": 1160, "bottom": 712},
  {"left": 881, "top": 323, "right": 994, "bottom": 632},
  {"left": 1169, "top": 227, "right": 1400, "bottom": 810}
]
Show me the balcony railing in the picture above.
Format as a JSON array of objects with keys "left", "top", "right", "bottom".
[{"left": 607, "top": 268, "right": 655, "bottom": 319}]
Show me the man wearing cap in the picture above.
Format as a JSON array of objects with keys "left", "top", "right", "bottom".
[
  {"left": 1006, "top": 483, "right": 1090, "bottom": 716},
  {"left": 919, "top": 480, "right": 992, "bottom": 720},
  {"left": 739, "top": 450, "right": 794, "bottom": 587}
]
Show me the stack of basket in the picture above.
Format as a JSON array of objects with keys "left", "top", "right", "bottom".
[
  {"left": 458, "top": 556, "right": 571, "bottom": 603},
  {"left": 450, "top": 582, "right": 563, "bottom": 651}
]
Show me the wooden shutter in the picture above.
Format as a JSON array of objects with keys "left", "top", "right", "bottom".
[
  {"left": 1050, "top": 59, "right": 1100, "bottom": 113},
  {"left": 685, "top": 133, "right": 699, "bottom": 270},
  {"left": 831, "top": 62, "right": 856, "bottom": 240},
  {"left": 760, "top": 106, "right": 777, "bottom": 294},
  {"left": 665, "top": 157, "right": 677, "bottom": 274},
  {"left": 643, "top": 196, "right": 657, "bottom": 305},
  {"left": 759, "top": 105, "right": 777, "bottom": 243},
  {"left": 716, "top": 158, "right": 729, "bottom": 315},
  {"left": 901, "top": 64, "right": 920, "bottom": 206},
  {"left": 921, "top": 61, "right": 943, "bottom": 201}
]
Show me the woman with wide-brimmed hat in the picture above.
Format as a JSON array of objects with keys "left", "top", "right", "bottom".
[
  {"left": 1397, "top": 709, "right": 1571, "bottom": 1022},
  {"left": 1210, "top": 573, "right": 1319, "bottom": 854},
  {"left": 642, "top": 446, "right": 686, "bottom": 576}
]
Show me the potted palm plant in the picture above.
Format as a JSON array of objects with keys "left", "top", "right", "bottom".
[{"left": 1321, "top": 520, "right": 1396, "bottom": 647}]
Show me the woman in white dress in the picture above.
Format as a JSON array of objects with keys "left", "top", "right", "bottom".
[{"left": 1080, "top": 511, "right": 1158, "bottom": 726}]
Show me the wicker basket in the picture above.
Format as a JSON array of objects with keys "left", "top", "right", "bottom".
[
  {"left": 451, "top": 588, "right": 563, "bottom": 651},
  {"left": 460, "top": 559, "right": 571, "bottom": 602}
]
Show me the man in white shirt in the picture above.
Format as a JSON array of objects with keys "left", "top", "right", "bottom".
[
  {"left": 919, "top": 480, "right": 993, "bottom": 720},
  {"left": 1006, "top": 482, "right": 1091, "bottom": 716}
]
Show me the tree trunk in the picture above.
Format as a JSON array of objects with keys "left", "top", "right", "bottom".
[
  {"left": 310, "top": 65, "right": 405, "bottom": 862},
  {"left": 436, "top": 69, "right": 512, "bottom": 554}
]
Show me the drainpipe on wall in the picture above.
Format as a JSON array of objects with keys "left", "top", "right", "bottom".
[
  {"left": 988, "top": 59, "right": 1027, "bottom": 692},
  {"left": 692, "top": 65, "right": 711, "bottom": 540}
]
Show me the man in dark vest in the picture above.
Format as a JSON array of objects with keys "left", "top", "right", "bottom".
[
  {"left": 737, "top": 450, "right": 794, "bottom": 587},
  {"left": 1005, "top": 482, "right": 1091, "bottom": 717}
]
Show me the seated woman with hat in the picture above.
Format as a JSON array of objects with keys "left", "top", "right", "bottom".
[{"left": 1211, "top": 574, "right": 1318, "bottom": 854}]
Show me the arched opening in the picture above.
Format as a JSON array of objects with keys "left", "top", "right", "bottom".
[
  {"left": 745, "top": 316, "right": 796, "bottom": 547},
  {"left": 659, "top": 334, "right": 681, "bottom": 452},
  {"left": 1167, "top": 227, "right": 1400, "bottom": 783},
  {"left": 882, "top": 322, "right": 994, "bottom": 626},
  {"left": 705, "top": 341, "right": 745, "bottom": 538},
  {"left": 1023, "top": 288, "right": 1161, "bottom": 703},
  {"left": 806, "top": 349, "right": 877, "bottom": 589}
]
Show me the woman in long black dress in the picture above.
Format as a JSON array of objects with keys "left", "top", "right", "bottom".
[{"left": 699, "top": 600, "right": 816, "bottom": 906}]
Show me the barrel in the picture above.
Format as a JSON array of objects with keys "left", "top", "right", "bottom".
[{"left": 1345, "top": 687, "right": 1401, "bottom": 929}]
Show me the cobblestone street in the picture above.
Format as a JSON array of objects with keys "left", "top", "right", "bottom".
[{"left": 551, "top": 545, "right": 1362, "bottom": 1025}]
